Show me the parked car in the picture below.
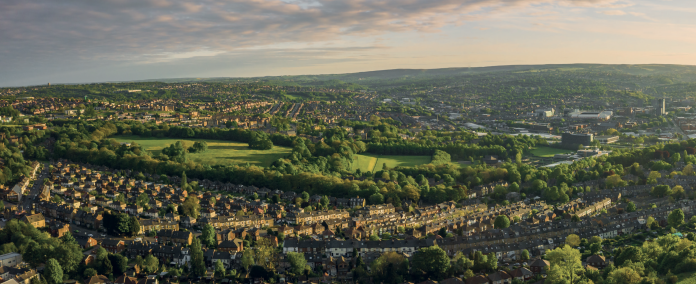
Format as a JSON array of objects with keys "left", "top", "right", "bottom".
[{"left": 88, "top": 234, "right": 93, "bottom": 237}]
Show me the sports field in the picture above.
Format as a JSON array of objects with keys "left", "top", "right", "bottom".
[
  {"left": 529, "top": 146, "right": 574, "bottom": 157},
  {"left": 113, "top": 136, "right": 291, "bottom": 167},
  {"left": 352, "top": 153, "right": 431, "bottom": 172}
]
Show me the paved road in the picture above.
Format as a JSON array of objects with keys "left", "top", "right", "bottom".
[{"left": 22, "top": 163, "right": 50, "bottom": 211}]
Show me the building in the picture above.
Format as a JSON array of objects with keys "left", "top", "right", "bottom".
[
  {"left": 102, "top": 239, "right": 125, "bottom": 253},
  {"left": 562, "top": 133, "right": 593, "bottom": 147},
  {"left": 535, "top": 108, "right": 555, "bottom": 117},
  {"left": 20, "top": 213, "right": 46, "bottom": 228},
  {"left": 569, "top": 111, "right": 612, "bottom": 120},
  {"left": 595, "top": 135, "right": 620, "bottom": 144},
  {"left": 0, "top": 252, "right": 22, "bottom": 267},
  {"left": 657, "top": 98, "right": 666, "bottom": 115}
]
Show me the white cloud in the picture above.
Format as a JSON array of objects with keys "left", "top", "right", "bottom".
[{"left": 598, "top": 9, "right": 627, "bottom": 15}]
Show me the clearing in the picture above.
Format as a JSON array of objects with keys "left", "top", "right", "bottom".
[
  {"left": 529, "top": 146, "right": 574, "bottom": 157},
  {"left": 112, "top": 136, "right": 291, "bottom": 167},
  {"left": 352, "top": 154, "right": 431, "bottom": 172}
]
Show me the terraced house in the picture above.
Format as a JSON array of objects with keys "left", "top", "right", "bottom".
[{"left": 285, "top": 209, "right": 350, "bottom": 225}]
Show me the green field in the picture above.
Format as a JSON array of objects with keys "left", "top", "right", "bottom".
[
  {"left": 352, "top": 154, "right": 431, "bottom": 172},
  {"left": 529, "top": 147, "right": 574, "bottom": 157},
  {"left": 113, "top": 136, "right": 291, "bottom": 167}
]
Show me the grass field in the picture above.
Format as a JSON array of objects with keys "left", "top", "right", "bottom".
[
  {"left": 352, "top": 154, "right": 431, "bottom": 172},
  {"left": 113, "top": 136, "right": 291, "bottom": 167},
  {"left": 529, "top": 146, "right": 574, "bottom": 157}
]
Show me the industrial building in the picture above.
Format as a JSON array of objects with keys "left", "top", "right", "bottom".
[
  {"left": 562, "top": 133, "right": 593, "bottom": 147},
  {"left": 568, "top": 110, "right": 613, "bottom": 120},
  {"left": 595, "top": 135, "right": 620, "bottom": 144}
]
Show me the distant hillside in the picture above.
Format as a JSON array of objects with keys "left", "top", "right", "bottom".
[{"left": 141, "top": 64, "right": 696, "bottom": 86}]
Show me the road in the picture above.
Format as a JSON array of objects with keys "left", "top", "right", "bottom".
[
  {"left": 671, "top": 117, "right": 688, "bottom": 141},
  {"left": 22, "top": 163, "right": 50, "bottom": 211}
]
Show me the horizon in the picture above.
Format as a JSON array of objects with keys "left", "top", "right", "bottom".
[
  {"left": 2, "top": 0, "right": 695, "bottom": 87},
  {"left": 3, "top": 62, "right": 696, "bottom": 88}
]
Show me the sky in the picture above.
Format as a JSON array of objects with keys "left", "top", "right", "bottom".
[{"left": 1, "top": 0, "right": 695, "bottom": 87}]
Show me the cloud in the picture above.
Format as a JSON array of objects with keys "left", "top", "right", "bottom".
[
  {"left": 4, "top": 0, "right": 689, "bottom": 86},
  {"left": 0, "top": 0, "right": 624, "bottom": 62},
  {"left": 598, "top": 9, "right": 627, "bottom": 15}
]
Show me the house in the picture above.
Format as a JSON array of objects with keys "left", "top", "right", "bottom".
[
  {"left": 465, "top": 275, "right": 490, "bottom": 284},
  {"left": 74, "top": 235, "right": 99, "bottom": 249},
  {"left": 86, "top": 275, "right": 110, "bottom": 284},
  {"left": 102, "top": 239, "right": 125, "bottom": 253},
  {"left": 509, "top": 267, "right": 534, "bottom": 281},
  {"left": 586, "top": 255, "right": 607, "bottom": 269},
  {"left": 48, "top": 222, "right": 71, "bottom": 238},
  {"left": 20, "top": 213, "right": 46, "bottom": 228},
  {"left": 157, "top": 229, "right": 193, "bottom": 246},
  {"left": 217, "top": 239, "right": 244, "bottom": 253},
  {"left": 530, "top": 259, "right": 550, "bottom": 274},
  {"left": 0, "top": 252, "right": 22, "bottom": 267},
  {"left": 487, "top": 271, "right": 511, "bottom": 284}
]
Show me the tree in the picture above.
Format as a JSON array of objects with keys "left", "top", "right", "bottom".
[
  {"left": 668, "top": 209, "right": 685, "bottom": 227},
  {"left": 605, "top": 174, "right": 624, "bottom": 188},
  {"left": 0, "top": 200, "right": 4, "bottom": 211},
  {"left": 61, "top": 232, "right": 77, "bottom": 245},
  {"left": 287, "top": 252, "right": 307, "bottom": 276},
  {"left": 162, "top": 141, "right": 187, "bottom": 163},
  {"left": 546, "top": 245, "right": 583, "bottom": 284},
  {"left": 253, "top": 237, "right": 277, "bottom": 271},
  {"left": 494, "top": 215, "right": 510, "bottom": 229},
  {"left": 589, "top": 243, "right": 602, "bottom": 255},
  {"left": 411, "top": 246, "right": 450, "bottom": 278},
  {"left": 646, "top": 216, "right": 657, "bottom": 229},
  {"left": 100, "top": 256, "right": 113, "bottom": 275},
  {"left": 135, "top": 256, "right": 144, "bottom": 268},
  {"left": 487, "top": 252, "right": 498, "bottom": 271},
  {"left": 144, "top": 255, "right": 159, "bottom": 274},
  {"left": 136, "top": 193, "right": 150, "bottom": 208},
  {"left": 181, "top": 171, "right": 188, "bottom": 190},
  {"left": 565, "top": 234, "right": 581, "bottom": 247},
  {"left": 44, "top": 258, "right": 63, "bottom": 284},
  {"left": 201, "top": 224, "right": 216, "bottom": 248},
  {"left": 369, "top": 193, "right": 384, "bottom": 205},
  {"left": 626, "top": 202, "right": 637, "bottom": 212},
  {"left": 129, "top": 217, "right": 140, "bottom": 237},
  {"left": 607, "top": 267, "right": 641, "bottom": 284},
  {"left": 83, "top": 268, "right": 97, "bottom": 278},
  {"left": 181, "top": 196, "right": 201, "bottom": 218},
  {"left": 189, "top": 141, "right": 208, "bottom": 153},
  {"left": 241, "top": 249, "right": 255, "bottom": 271},
  {"left": 190, "top": 238, "right": 206, "bottom": 277},
  {"left": 109, "top": 254, "right": 128, "bottom": 275},
  {"left": 615, "top": 246, "right": 644, "bottom": 266},
  {"left": 215, "top": 260, "right": 226, "bottom": 278},
  {"left": 521, "top": 249, "right": 530, "bottom": 261},
  {"left": 249, "top": 131, "right": 273, "bottom": 150},
  {"left": 320, "top": 195, "right": 330, "bottom": 207}
]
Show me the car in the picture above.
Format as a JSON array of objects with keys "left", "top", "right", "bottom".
[
  {"left": 101, "top": 234, "right": 106, "bottom": 237},
  {"left": 88, "top": 234, "right": 93, "bottom": 237},
  {"left": 135, "top": 238, "right": 142, "bottom": 242},
  {"left": 74, "top": 230, "right": 80, "bottom": 233}
]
